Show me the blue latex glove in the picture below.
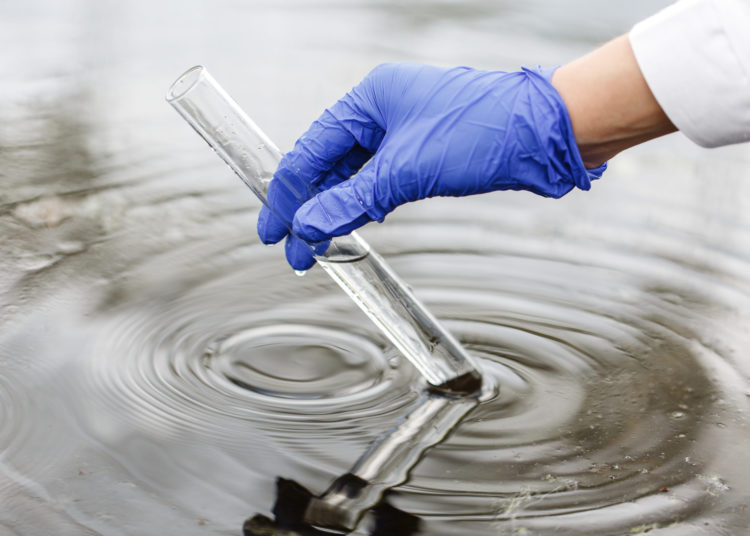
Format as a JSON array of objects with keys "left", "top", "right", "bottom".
[{"left": 258, "top": 63, "right": 606, "bottom": 270}]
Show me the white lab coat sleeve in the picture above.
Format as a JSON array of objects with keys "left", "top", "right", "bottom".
[{"left": 630, "top": 0, "right": 750, "bottom": 147}]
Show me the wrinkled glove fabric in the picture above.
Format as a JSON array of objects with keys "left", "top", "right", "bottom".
[{"left": 258, "top": 63, "right": 606, "bottom": 270}]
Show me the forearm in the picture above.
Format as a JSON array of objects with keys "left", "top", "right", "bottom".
[{"left": 551, "top": 34, "right": 677, "bottom": 168}]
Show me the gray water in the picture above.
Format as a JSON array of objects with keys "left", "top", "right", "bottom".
[{"left": 3, "top": 1, "right": 750, "bottom": 535}]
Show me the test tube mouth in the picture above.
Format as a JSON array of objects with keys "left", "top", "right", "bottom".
[{"left": 166, "top": 65, "right": 205, "bottom": 102}]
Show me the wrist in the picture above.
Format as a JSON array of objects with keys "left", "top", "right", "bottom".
[{"left": 550, "top": 34, "right": 676, "bottom": 168}]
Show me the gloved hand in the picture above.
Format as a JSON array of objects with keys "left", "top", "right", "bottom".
[{"left": 258, "top": 62, "right": 606, "bottom": 270}]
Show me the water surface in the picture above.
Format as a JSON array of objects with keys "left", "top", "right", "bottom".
[{"left": 2, "top": 1, "right": 750, "bottom": 535}]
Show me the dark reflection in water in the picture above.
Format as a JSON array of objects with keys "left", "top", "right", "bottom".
[{"left": 2, "top": 1, "right": 750, "bottom": 535}]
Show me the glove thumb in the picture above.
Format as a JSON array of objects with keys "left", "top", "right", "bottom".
[{"left": 292, "top": 160, "right": 387, "bottom": 243}]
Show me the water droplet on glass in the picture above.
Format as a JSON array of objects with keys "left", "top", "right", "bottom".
[
  {"left": 670, "top": 411, "right": 685, "bottom": 420},
  {"left": 295, "top": 270, "right": 307, "bottom": 277}
]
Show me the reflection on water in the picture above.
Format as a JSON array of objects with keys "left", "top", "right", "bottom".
[{"left": 2, "top": 1, "right": 750, "bottom": 535}]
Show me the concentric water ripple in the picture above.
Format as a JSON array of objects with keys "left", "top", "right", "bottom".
[
  {"left": 83, "top": 255, "right": 420, "bottom": 449},
  {"left": 60, "top": 206, "right": 750, "bottom": 535},
  {"left": 3, "top": 2, "right": 750, "bottom": 535}
]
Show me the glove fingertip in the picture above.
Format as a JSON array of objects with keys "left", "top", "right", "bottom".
[
  {"left": 285, "top": 235, "right": 316, "bottom": 271},
  {"left": 257, "top": 206, "right": 289, "bottom": 244},
  {"left": 293, "top": 196, "right": 374, "bottom": 245},
  {"left": 291, "top": 198, "right": 329, "bottom": 243}
]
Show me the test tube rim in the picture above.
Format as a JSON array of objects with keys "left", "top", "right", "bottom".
[{"left": 166, "top": 65, "right": 207, "bottom": 102}]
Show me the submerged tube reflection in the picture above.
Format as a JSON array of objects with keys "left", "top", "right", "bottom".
[{"left": 244, "top": 392, "right": 479, "bottom": 535}]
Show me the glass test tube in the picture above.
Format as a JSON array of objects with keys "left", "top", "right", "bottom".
[{"left": 167, "top": 66, "right": 482, "bottom": 395}]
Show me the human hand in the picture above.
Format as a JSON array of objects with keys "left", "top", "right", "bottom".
[{"left": 258, "top": 62, "right": 606, "bottom": 270}]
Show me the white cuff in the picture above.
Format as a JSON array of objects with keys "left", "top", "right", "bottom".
[{"left": 630, "top": 0, "right": 750, "bottom": 148}]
